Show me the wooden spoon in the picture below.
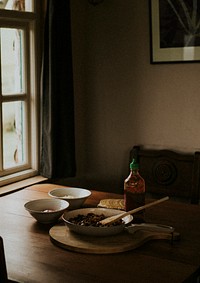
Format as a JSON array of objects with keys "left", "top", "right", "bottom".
[{"left": 99, "top": 196, "right": 169, "bottom": 225}]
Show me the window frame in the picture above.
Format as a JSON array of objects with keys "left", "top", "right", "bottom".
[{"left": 0, "top": 2, "right": 41, "bottom": 187}]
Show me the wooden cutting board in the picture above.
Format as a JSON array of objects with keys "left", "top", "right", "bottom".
[{"left": 49, "top": 223, "right": 180, "bottom": 254}]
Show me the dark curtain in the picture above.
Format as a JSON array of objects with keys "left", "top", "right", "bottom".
[{"left": 40, "top": 0, "right": 76, "bottom": 178}]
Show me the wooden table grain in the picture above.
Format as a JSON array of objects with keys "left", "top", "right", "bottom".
[{"left": 0, "top": 183, "right": 200, "bottom": 283}]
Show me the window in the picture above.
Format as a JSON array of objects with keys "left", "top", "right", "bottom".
[{"left": 0, "top": 0, "right": 41, "bottom": 186}]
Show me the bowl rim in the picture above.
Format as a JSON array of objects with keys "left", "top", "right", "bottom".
[
  {"left": 24, "top": 198, "right": 69, "bottom": 214},
  {"left": 48, "top": 187, "right": 91, "bottom": 200}
]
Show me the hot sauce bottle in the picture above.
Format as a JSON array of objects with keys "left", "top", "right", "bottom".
[{"left": 124, "top": 159, "right": 145, "bottom": 223}]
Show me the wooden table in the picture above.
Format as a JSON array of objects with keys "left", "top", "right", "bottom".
[{"left": 0, "top": 183, "right": 200, "bottom": 283}]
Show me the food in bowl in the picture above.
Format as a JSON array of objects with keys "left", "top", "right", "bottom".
[
  {"left": 62, "top": 195, "right": 75, "bottom": 199},
  {"left": 24, "top": 198, "right": 69, "bottom": 224},
  {"left": 43, "top": 209, "right": 55, "bottom": 212},
  {"left": 48, "top": 187, "right": 91, "bottom": 209},
  {"left": 62, "top": 208, "right": 133, "bottom": 236},
  {"left": 68, "top": 212, "right": 123, "bottom": 227}
]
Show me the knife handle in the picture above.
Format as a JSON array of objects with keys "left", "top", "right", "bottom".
[{"left": 126, "top": 223, "right": 175, "bottom": 234}]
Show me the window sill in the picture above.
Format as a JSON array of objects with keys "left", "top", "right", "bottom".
[{"left": 0, "top": 175, "right": 48, "bottom": 196}]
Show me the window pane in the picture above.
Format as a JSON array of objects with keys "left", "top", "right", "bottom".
[
  {"left": 3, "top": 101, "right": 26, "bottom": 168},
  {"left": 0, "top": 0, "right": 34, "bottom": 12},
  {"left": 0, "top": 0, "right": 38, "bottom": 185},
  {"left": 1, "top": 27, "right": 25, "bottom": 95}
]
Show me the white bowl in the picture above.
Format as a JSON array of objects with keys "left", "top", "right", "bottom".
[
  {"left": 24, "top": 198, "right": 69, "bottom": 224},
  {"left": 48, "top": 187, "right": 91, "bottom": 209},
  {"left": 62, "top": 208, "right": 133, "bottom": 236}
]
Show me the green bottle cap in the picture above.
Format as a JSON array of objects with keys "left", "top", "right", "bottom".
[{"left": 130, "top": 158, "right": 139, "bottom": 170}]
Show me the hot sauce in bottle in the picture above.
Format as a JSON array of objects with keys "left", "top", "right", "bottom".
[{"left": 124, "top": 159, "right": 145, "bottom": 223}]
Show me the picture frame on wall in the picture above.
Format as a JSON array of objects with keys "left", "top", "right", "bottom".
[{"left": 150, "top": 0, "right": 200, "bottom": 63}]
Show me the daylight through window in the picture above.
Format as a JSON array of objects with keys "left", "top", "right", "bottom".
[{"left": 0, "top": 0, "right": 39, "bottom": 185}]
